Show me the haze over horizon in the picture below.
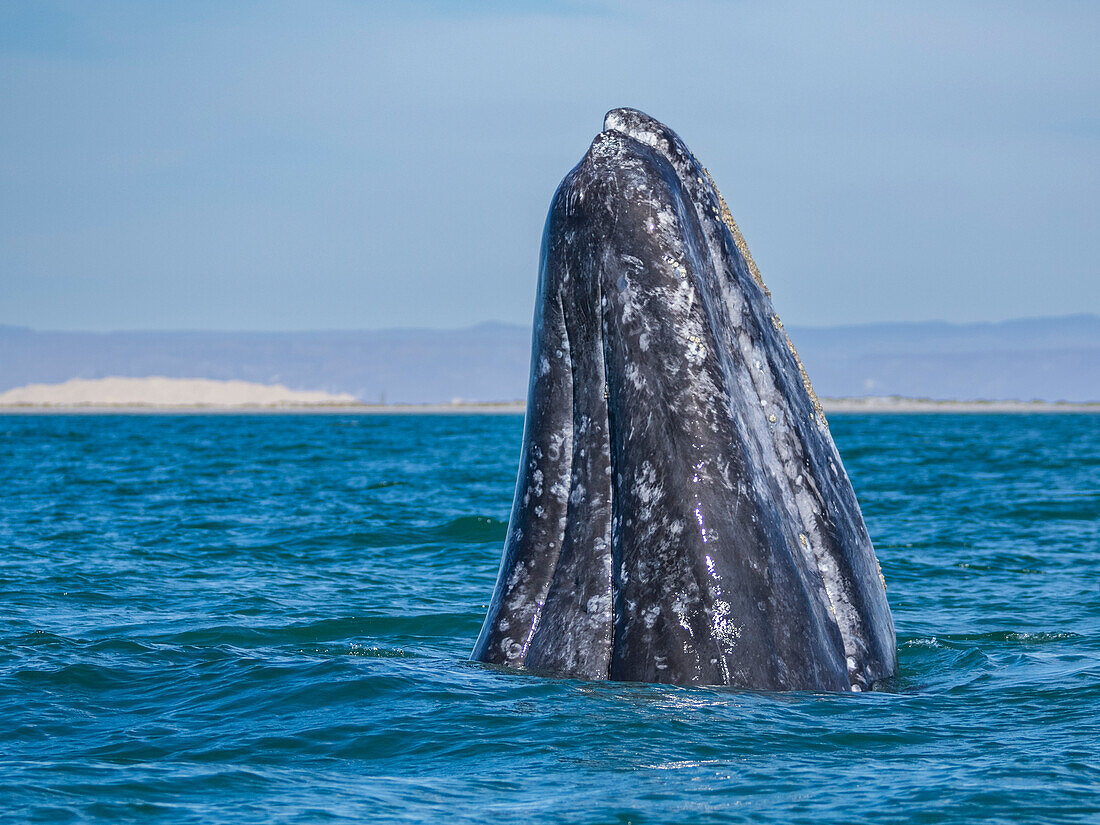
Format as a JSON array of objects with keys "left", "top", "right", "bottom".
[
  {"left": 2, "top": 2, "right": 1097, "bottom": 332},
  {"left": 4, "top": 314, "right": 1097, "bottom": 402},
  {"left": 1, "top": 311, "right": 1097, "bottom": 336}
]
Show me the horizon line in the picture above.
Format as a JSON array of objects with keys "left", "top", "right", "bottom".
[{"left": 2, "top": 312, "right": 1098, "bottom": 336}]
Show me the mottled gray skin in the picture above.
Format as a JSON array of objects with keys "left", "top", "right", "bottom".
[{"left": 472, "top": 109, "right": 897, "bottom": 692}]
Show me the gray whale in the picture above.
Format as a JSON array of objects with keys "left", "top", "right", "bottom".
[{"left": 473, "top": 108, "right": 896, "bottom": 692}]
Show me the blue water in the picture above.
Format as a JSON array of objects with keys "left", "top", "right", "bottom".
[{"left": 1, "top": 413, "right": 1097, "bottom": 824}]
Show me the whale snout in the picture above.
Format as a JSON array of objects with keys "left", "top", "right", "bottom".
[{"left": 473, "top": 109, "right": 898, "bottom": 691}]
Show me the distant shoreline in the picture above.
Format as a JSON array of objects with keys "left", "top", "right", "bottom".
[
  {"left": 1, "top": 397, "right": 1098, "bottom": 415},
  {"left": 820, "top": 397, "right": 1100, "bottom": 413}
]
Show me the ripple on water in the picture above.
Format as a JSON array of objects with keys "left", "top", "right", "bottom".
[{"left": 0, "top": 413, "right": 1097, "bottom": 824}]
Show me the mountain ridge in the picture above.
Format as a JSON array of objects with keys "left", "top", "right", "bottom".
[{"left": 2, "top": 315, "right": 1097, "bottom": 403}]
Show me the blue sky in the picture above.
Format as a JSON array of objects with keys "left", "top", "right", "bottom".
[{"left": 2, "top": 1, "right": 1096, "bottom": 331}]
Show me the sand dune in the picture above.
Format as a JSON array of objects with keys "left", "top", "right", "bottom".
[
  {"left": 1, "top": 378, "right": 1097, "bottom": 413},
  {"left": 0, "top": 377, "right": 357, "bottom": 407}
]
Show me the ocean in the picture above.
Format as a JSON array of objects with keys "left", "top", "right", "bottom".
[{"left": 1, "top": 413, "right": 1097, "bottom": 823}]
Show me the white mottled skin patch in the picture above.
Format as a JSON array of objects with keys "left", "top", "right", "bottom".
[{"left": 587, "top": 592, "right": 611, "bottom": 616}]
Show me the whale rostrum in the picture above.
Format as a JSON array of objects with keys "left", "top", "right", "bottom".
[{"left": 472, "top": 108, "right": 897, "bottom": 692}]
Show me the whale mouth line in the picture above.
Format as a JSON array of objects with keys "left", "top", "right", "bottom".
[{"left": 473, "top": 108, "right": 897, "bottom": 692}]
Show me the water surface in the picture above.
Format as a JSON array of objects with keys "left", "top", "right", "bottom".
[{"left": 1, "top": 414, "right": 1097, "bottom": 823}]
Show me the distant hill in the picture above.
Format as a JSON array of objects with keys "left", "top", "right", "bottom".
[
  {"left": 790, "top": 315, "right": 1100, "bottom": 402},
  {"left": 1, "top": 315, "right": 1097, "bottom": 403}
]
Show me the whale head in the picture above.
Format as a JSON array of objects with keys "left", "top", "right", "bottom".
[{"left": 473, "top": 108, "right": 896, "bottom": 692}]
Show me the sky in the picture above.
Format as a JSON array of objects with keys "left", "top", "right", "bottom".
[{"left": 1, "top": 1, "right": 1097, "bottom": 331}]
